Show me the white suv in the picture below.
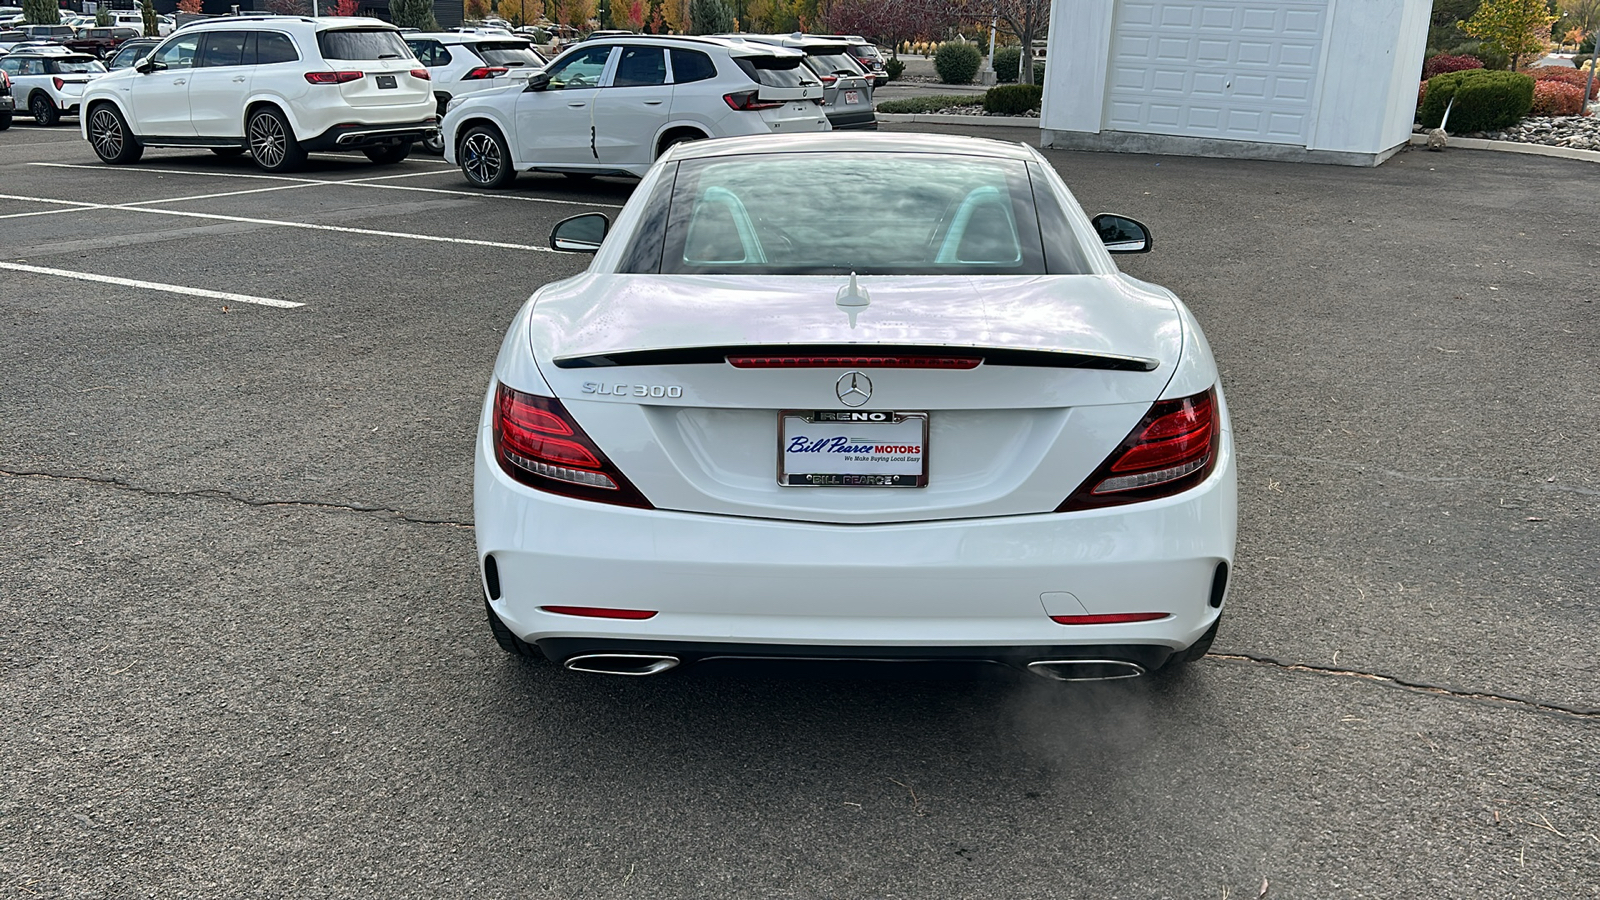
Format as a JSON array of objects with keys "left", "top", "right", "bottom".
[
  {"left": 80, "top": 16, "right": 437, "bottom": 173},
  {"left": 440, "top": 34, "right": 827, "bottom": 188},
  {"left": 402, "top": 31, "right": 545, "bottom": 152}
]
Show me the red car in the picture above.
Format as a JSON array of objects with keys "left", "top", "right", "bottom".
[{"left": 65, "top": 27, "right": 142, "bottom": 59}]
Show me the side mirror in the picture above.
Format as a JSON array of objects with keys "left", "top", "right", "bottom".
[
  {"left": 524, "top": 70, "right": 551, "bottom": 91},
  {"left": 135, "top": 56, "right": 163, "bottom": 74},
  {"left": 551, "top": 212, "right": 609, "bottom": 252},
  {"left": 1092, "top": 214, "right": 1152, "bottom": 254}
]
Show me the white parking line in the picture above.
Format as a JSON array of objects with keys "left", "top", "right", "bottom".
[
  {"left": 28, "top": 161, "right": 626, "bottom": 208},
  {"left": 0, "top": 261, "right": 302, "bottom": 309},
  {"left": 0, "top": 191, "right": 561, "bottom": 252}
]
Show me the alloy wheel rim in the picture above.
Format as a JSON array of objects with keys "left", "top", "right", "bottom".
[
  {"left": 90, "top": 109, "right": 122, "bottom": 158},
  {"left": 249, "top": 114, "right": 285, "bottom": 168},
  {"left": 32, "top": 95, "right": 50, "bottom": 122},
  {"left": 463, "top": 133, "right": 501, "bottom": 184}
]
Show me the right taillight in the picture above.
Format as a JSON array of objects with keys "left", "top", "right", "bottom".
[
  {"left": 723, "top": 89, "right": 784, "bottom": 111},
  {"left": 305, "top": 71, "right": 364, "bottom": 84},
  {"left": 1056, "top": 387, "right": 1219, "bottom": 512},
  {"left": 492, "top": 384, "right": 652, "bottom": 509},
  {"left": 463, "top": 66, "right": 508, "bottom": 79}
]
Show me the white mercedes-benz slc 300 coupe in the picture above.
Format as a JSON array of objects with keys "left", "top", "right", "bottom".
[{"left": 476, "top": 133, "right": 1236, "bottom": 682}]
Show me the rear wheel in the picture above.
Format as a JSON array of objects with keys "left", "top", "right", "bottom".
[
  {"left": 246, "top": 106, "right": 305, "bottom": 173},
  {"left": 87, "top": 104, "right": 142, "bottom": 164},
  {"left": 363, "top": 142, "right": 411, "bottom": 165},
  {"left": 421, "top": 129, "right": 445, "bottom": 154},
  {"left": 655, "top": 130, "right": 703, "bottom": 158},
  {"left": 485, "top": 598, "right": 541, "bottom": 660},
  {"left": 459, "top": 125, "right": 514, "bottom": 188},
  {"left": 30, "top": 93, "right": 59, "bottom": 127},
  {"left": 0, "top": 113, "right": 14, "bottom": 131},
  {"left": 210, "top": 146, "right": 245, "bottom": 157}
]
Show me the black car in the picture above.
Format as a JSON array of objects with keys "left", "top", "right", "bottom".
[
  {"left": 105, "top": 36, "right": 159, "bottom": 70},
  {"left": 0, "top": 67, "right": 13, "bottom": 130}
]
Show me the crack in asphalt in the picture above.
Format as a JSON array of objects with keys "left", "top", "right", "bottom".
[
  {"left": 7, "top": 466, "right": 1595, "bottom": 719},
  {"left": 0, "top": 467, "right": 473, "bottom": 529},
  {"left": 1208, "top": 652, "right": 1600, "bottom": 720}
]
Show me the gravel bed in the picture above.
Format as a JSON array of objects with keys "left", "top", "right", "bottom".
[{"left": 1467, "top": 114, "right": 1600, "bottom": 149}]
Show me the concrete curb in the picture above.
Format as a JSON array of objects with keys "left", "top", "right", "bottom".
[
  {"left": 876, "top": 113, "right": 1041, "bottom": 129},
  {"left": 1407, "top": 132, "right": 1600, "bottom": 163}
]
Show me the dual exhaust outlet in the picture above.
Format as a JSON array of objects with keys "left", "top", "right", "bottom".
[{"left": 562, "top": 653, "right": 1146, "bottom": 681}]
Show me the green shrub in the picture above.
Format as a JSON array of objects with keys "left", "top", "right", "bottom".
[
  {"left": 983, "top": 83, "right": 1042, "bottom": 115},
  {"left": 934, "top": 41, "right": 982, "bottom": 84},
  {"left": 1418, "top": 69, "right": 1534, "bottom": 133},
  {"left": 994, "top": 46, "right": 1021, "bottom": 83},
  {"left": 884, "top": 57, "right": 904, "bottom": 81},
  {"left": 876, "top": 95, "right": 975, "bottom": 114}
]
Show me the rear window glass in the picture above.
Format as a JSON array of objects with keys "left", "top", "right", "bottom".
[
  {"left": 50, "top": 57, "right": 107, "bottom": 74},
  {"left": 670, "top": 48, "right": 717, "bottom": 83},
  {"left": 317, "top": 28, "right": 410, "bottom": 60},
  {"left": 732, "top": 55, "right": 815, "bottom": 88},
  {"left": 807, "top": 52, "right": 863, "bottom": 77},
  {"left": 655, "top": 154, "right": 1053, "bottom": 276},
  {"left": 256, "top": 32, "right": 299, "bottom": 65},
  {"left": 469, "top": 40, "right": 543, "bottom": 67}
]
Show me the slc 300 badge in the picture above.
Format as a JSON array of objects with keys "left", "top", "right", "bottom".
[{"left": 582, "top": 382, "right": 684, "bottom": 399}]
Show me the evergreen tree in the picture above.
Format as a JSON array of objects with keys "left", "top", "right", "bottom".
[
  {"left": 391, "top": 0, "right": 442, "bottom": 30},
  {"left": 687, "top": 0, "right": 732, "bottom": 33},
  {"left": 21, "top": 0, "right": 57, "bottom": 27},
  {"left": 141, "top": 0, "right": 159, "bottom": 37}
]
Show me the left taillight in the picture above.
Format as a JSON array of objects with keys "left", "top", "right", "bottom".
[
  {"left": 492, "top": 384, "right": 652, "bottom": 509},
  {"left": 1057, "top": 387, "right": 1220, "bottom": 512},
  {"left": 409, "top": 68, "right": 430, "bottom": 80},
  {"left": 304, "top": 71, "right": 364, "bottom": 84},
  {"left": 53, "top": 76, "right": 66, "bottom": 90}
]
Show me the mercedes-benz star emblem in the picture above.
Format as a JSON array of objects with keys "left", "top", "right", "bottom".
[{"left": 836, "top": 371, "right": 872, "bottom": 407}]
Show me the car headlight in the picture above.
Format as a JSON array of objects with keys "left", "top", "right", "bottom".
[{"left": 445, "top": 96, "right": 466, "bottom": 114}]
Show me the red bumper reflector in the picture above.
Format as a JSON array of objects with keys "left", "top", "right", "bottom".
[
  {"left": 727, "top": 355, "right": 980, "bottom": 369},
  {"left": 541, "top": 606, "right": 658, "bottom": 620},
  {"left": 1050, "top": 612, "right": 1170, "bottom": 625}
]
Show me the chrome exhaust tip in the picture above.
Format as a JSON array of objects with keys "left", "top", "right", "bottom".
[
  {"left": 1026, "top": 659, "right": 1146, "bottom": 682},
  {"left": 564, "top": 653, "right": 681, "bottom": 677}
]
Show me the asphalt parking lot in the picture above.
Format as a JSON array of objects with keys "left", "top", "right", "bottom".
[{"left": 2, "top": 117, "right": 1597, "bottom": 898}]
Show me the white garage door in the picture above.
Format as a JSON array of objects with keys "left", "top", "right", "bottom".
[{"left": 1105, "top": 1, "right": 1326, "bottom": 144}]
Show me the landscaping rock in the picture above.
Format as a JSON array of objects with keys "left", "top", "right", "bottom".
[{"left": 1472, "top": 115, "right": 1600, "bottom": 151}]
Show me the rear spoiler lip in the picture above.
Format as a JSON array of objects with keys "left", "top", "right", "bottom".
[{"left": 552, "top": 344, "right": 1161, "bottom": 372}]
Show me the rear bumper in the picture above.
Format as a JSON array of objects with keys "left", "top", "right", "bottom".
[
  {"left": 300, "top": 118, "right": 439, "bottom": 152},
  {"left": 476, "top": 423, "right": 1237, "bottom": 657},
  {"left": 827, "top": 110, "right": 878, "bottom": 130}
]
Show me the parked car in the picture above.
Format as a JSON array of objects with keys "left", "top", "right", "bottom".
[
  {"left": 476, "top": 132, "right": 1235, "bottom": 682},
  {"left": 402, "top": 30, "right": 545, "bottom": 152},
  {"left": 830, "top": 34, "right": 887, "bottom": 87},
  {"left": 733, "top": 34, "right": 875, "bottom": 130},
  {"left": 441, "top": 34, "right": 827, "bottom": 188},
  {"left": 80, "top": 16, "right": 437, "bottom": 172},
  {"left": 0, "top": 66, "right": 13, "bottom": 129},
  {"left": 0, "top": 29, "right": 30, "bottom": 53},
  {"left": 19, "top": 24, "right": 75, "bottom": 43},
  {"left": 0, "top": 47, "right": 105, "bottom": 125},
  {"left": 65, "top": 26, "right": 143, "bottom": 59},
  {"left": 104, "top": 37, "right": 159, "bottom": 71}
]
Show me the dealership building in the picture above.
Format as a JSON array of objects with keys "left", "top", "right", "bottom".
[{"left": 1042, "top": 0, "right": 1432, "bottom": 165}]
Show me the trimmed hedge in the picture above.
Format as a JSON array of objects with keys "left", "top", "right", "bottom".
[
  {"left": 994, "top": 46, "right": 1021, "bottom": 83},
  {"left": 1531, "top": 80, "right": 1586, "bottom": 116},
  {"left": 934, "top": 42, "right": 982, "bottom": 84},
  {"left": 1423, "top": 53, "right": 1483, "bottom": 79},
  {"left": 1419, "top": 69, "right": 1534, "bottom": 133},
  {"left": 876, "top": 95, "right": 975, "bottom": 114},
  {"left": 983, "top": 83, "right": 1042, "bottom": 115}
]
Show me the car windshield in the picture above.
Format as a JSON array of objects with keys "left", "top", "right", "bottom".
[
  {"left": 317, "top": 28, "right": 410, "bottom": 60},
  {"left": 657, "top": 153, "right": 1052, "bottom": 276},
  {"left": 51, "top": 57, "right": 105, "bottom": 73},
  {"left": 470, "top": 40, "right": 543, "bottom": 67}
]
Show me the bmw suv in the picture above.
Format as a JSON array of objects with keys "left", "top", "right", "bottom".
[{"left": 79, "top": 16, "right": 437, "bottom": 172}]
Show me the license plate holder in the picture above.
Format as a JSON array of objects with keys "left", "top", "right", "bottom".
[
  {"left": 779, "top": 410, "right": 928, "bottom": 488},
  {"left": 376, "top": 74, "right": 397, "bottom": 89},
  {"left": 844, "top": 90, "right": 860, "bottom": 105}
]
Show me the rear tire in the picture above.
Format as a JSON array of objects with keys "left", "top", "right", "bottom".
[
  {"left": 246, "top": 106, "right": 305, "bottom": 173},
  {"left": 655, "top": 130, "right": 703, "bottom": 158},
  {"left": 421, "top": 129, "right": 445, "bottom": 154},
  {"left": 0, "top": 113, "right": 13, "bottom": 131},
  {"left": 211, "top": 146, "right": 245, "bottom": 157},
  {"left": 458, "top": 125, "right": 514, "bottom": 188},
  {"left": 30, "top": 93, "right": 59, "bottom": 127},
  {"left": 87, "top": 104, "right": 142, "bottom": 164},
  {"left": 485, "top": 598, "right": 541, "bottom": 660},
  {"left": 363, "top": 142, "right": 411, "bottom": 165}
]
